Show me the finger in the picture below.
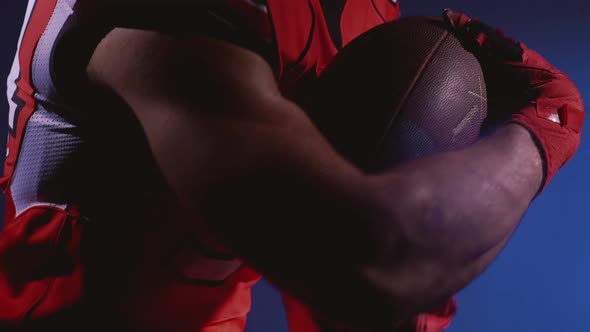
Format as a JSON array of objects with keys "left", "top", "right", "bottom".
[
  {"left": 469, "top": 20, "right": 524, "bottom": 61},
  {"left": 442, "top": 8, "right": 471, "bottom": 30}
]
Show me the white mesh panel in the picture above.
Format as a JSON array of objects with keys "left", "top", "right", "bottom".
[{"left": 10, "top": 106, "right": 84, "bottom": 216}]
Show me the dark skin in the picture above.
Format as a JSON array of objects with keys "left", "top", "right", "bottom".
[{"left": 87, "top": 29, "right": 542, "bottom": 329}]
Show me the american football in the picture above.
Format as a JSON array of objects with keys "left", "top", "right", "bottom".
[{"left": 308, "top": 16, "right": 488, "bottom": 171}]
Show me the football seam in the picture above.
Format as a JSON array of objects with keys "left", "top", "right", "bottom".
[{"left": 373, "top": 27, "right": 451, "bottom": 162}]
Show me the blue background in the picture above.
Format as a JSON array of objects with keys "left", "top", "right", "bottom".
[{"left": 0, "top": 1, "right": 588, "bottom": 331}]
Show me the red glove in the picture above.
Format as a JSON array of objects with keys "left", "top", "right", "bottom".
[{"left": 443, "top": 9, "right": 585, "bottom": 193}]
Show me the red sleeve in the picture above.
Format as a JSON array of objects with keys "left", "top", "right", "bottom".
[
  {"left": 340, "top": 0, "right": 400, "bottom": 46},
  {"left": 282, "top": 291, "right": 324, "bottom": 332},
  {"left": 282, "top": 290, "right": 456, "bottom": 332},
  {"left": 414, "top": 297, "right": 458, "bottom": 332}
]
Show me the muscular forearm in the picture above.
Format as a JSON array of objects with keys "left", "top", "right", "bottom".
[
  {"left": 182, "top": 116, "right": 542, "bottom": 327},
  {"left": 364, "top": 124, "right": 542, "bottom": 315},
  {"left": 202, "top": 122, "right": 542, "bottom": 328},
  {"left": 397, "top": 124, "right": 541, "bottom": 256}
]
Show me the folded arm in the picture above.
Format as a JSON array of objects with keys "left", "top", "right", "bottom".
[{"left": 87, "top": 29, "right": 542, "bottom": 328}]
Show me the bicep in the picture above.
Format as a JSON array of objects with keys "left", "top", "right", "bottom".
[
  {"left": 87, "top": 28, "right": 369, "bottom": 221},
  {"left": 88, "top": 28, "right": 301, "bottom": 153}
]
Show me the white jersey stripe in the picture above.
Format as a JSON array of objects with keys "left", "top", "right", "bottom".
[{"left": 6, "top": 0, "right": 37, "bottom": 133}]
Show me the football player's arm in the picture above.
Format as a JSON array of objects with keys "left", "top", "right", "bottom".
[{"left": 87, "top": 30, "right": 541, "bottom": 328}]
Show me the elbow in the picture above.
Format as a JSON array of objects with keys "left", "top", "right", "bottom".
[
  {"left": 365, "top": 172, "right": 436, "bottom": 258},
  {"left": 359, "top": 178, "right": 474, "bottom": 317},
  {"left": 358, "top": 257, "right": 455, "bottom": 325},
  {"left": 347, "top": 178, "right": 442, "bottom": 322}
]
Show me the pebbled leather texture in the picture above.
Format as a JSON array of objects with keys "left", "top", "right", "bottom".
[{"left": 307, "top": 17, "right": 487, "bottom": 172}]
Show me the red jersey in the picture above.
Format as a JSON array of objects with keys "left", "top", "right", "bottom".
[{"left": 0, "top": 0, "right": 454, "bottom": 331}]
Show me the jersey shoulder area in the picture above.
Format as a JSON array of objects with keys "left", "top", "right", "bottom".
[{"left": 74, "top": 0, "right": 275, "bottom": 61}]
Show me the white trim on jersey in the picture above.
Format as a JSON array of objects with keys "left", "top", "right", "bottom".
[
  {"left": 175, "top": 252, "right": 244, "bottom": 282},
  {"left": 6, "top": 0, "right": 37, "bottom": 135},
  {"left": 17, "top": 202, "right": 68, "bottom": 216},
  {"left": 243, "top": 0, "right": 269, "bottom": 13}
]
